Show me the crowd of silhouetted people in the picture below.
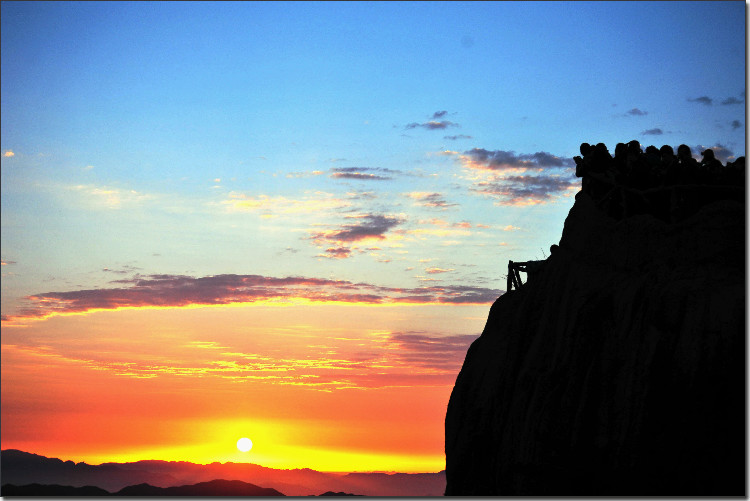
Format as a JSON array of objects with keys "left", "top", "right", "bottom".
[{"left": 574, "top": 141, "right": 745, "bottom": 221}]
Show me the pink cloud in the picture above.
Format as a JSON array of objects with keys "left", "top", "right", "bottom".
[{"left": 3, "top": 273, "right": 503, "bottom": 322}]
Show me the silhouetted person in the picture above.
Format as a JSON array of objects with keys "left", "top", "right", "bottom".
[
  {"left": 699, "top": 149, "right": 723, "bottom": 184},
  {"left": 677, "top": 144, "right": 698, "bottom": 184},
  {"left": 661, "top": 145, "right": 679, "bottom": 186}
]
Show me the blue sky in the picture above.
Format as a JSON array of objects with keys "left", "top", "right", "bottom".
[{"left": 1, "top": 0, "right": 745, "bottom": 309}]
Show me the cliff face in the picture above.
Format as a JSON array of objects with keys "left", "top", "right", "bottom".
[{"left": 445, "top": 191, "right": 745, "bottom": 495}]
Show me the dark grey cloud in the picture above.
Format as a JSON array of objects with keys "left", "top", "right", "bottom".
[
  {"left": 405, "top": 120, "right": 459, "bottom": 130},
  {"left": 688, "top": 96, "right": 713, "bottom": 105},
  {"left": 626, "top": 108, "right": 648, "bottom": 116},
  {"left": 721, "top": 97, "right": 744, "bottom": 105},
  {"left": 462, "top": 148, "right": 574, "bottom": 170},
  {"left": 432, "top": 110, "right": 448, "bottom": 119},
  {"left": 642, "top": 128, "right": 664, "bottom": 135},
  {"left": 472, "top": 175, "right": 577, "bottom": 205},
  {"left": 444, "top": 134, "right": 473, "bottom": 140},
  {"left": 730, "top": 120, "right": 742, "bottom": 130}
]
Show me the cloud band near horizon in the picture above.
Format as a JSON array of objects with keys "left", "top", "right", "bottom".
[{"left": 2, "top": 273, "right": 503, "bottom": 323}]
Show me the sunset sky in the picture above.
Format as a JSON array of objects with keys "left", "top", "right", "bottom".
[{"left": 1, "top": 1, "right": 745, "bottom": 473}]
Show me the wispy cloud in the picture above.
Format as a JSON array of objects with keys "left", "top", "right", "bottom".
[
  {"left": 625, "top": 108, "right": 648, "bottom": 116},
  {"left": 1, "top": 259, "right": 17, "bottom": 266},
  {"left": 70, "top": 184, "right": 154, "bottom": 209},
  {"left": 730, "top": 120, "right": 742, "bottom": 130},
  {"left": 721, "top": 96, "right": 744, "bottom": 105},
  {"left": 691, "top": 144, "right": 736, "bottom": 163},
  {"left": 2, "top": 273, "right": 503, "bottom": 322},
  {"left": 309, "top": 214, "right": 404, "bottom": 259},
  {"left": 425, "top": 267, "right": 454, "bottom": 274},
  {"left": 223, "top": 192, "right": 350, "bottom": 215},
  {"left": 431, "top": 110, "right": 448, "bottom": 119},
  {"left": 642, "top": 128, "right": 664, "bottom": 135},
  {"left": 688, "top": 96, "right": 713, "bottom": 105},
  {"left": 472, "top": 175, "right": 578, "bottom": 206},
  {"left": 405, "top": 121, "right": 459, "bottom": 130},
  {"left": 329, "top": 167, "right": 398, "bottom": 181},
  {"left": 458, "top": 148, "right": 574, "bottom": 170},
  {"left": 404, "top": 192, "right": 458, "bottom": 209},
  {"left": 444, "top": 134, "right": 473, "bottom": 140}
]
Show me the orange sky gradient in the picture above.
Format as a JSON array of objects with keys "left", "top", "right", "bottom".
[{"left": 2, "top": 302, "right": 487, "bottom": 472}]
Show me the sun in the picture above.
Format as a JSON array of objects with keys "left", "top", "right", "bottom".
[{"left": 236, "top": 437, "right": 253, "bottom": 452}]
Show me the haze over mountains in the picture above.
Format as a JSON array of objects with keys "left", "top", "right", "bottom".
[{"left": 0, "top": 450, "right": 446, "bottom": 496}]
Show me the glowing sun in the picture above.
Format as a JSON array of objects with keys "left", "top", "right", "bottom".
[{"left": 236, "top": 437, "right": 253, "bottom": 452}]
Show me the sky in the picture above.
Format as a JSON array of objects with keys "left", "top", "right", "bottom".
[{"left": 1, "top": 1, "right": 745, "bottom": 473}]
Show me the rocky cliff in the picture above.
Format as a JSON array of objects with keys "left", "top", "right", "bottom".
[{"left": 445, "top": 186, "right": 745, "bottom": 495}]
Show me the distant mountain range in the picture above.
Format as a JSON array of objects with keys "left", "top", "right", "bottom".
[
  {"left": 1, "top": 479, "right": 283, "bottom": 496},
  {"left": 1, "top": 450, "right": 446, "bottom": 496}
]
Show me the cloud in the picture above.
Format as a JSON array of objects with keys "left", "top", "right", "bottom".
[
  {"left": 405, "top": 192, "right": 458, "bottom": 209},
  {"left": 385, "top": 332, "right": 478, "bottom": 371},
  {"left": 730, "top": 120, "right": 742, "bottom": 130},
  {"left": 285, "top": 170, "right": 325, "bottom": 178},
  {"left": 459, "top": 148, "right": 574, "bottom": 170},
  {"left": 425, "top": 267, "right": 454, "bottom": 274},
  {"left": 432, "top": 110, "right": 448, "bottom": 119},
  {"left": 311, "top": 214, "right": 402, "bottom": 244},
  {"left": 625, "top": 108, "right": 648, "bottom": 116},
  {"left": 688, "top": 96, "right": 713, "bottom": 105},
  {"left": 1, "top": 260, "right": 17, "bottom": 266},
  {"left": 319, "top": 247, "right": 352, "bottom": 259},
  {"left": 692, "top": 144, "right": 736, "bottom": 163},
  {"left": 3, "top": 150, "right": 15, "bottom": 157},
  {"left": 223, "top": 193, "right": 350, "bottom": 215},
  {"left": 329, "top": 167, "right": 398, "bottom": 181},
  {"left": 2, "top": 273, "right": 503, "bottom": 322},
  {"left": 642, "top": 128, "right": 663, "bottom": 135},
  {"left": 444, "top": 134, "right": 473, "bottom": 140},
  {"left": 721, "top": 97, "right": 744, "bottom": 105},
  {"left": 70, "top": 184, "right": 154, "bottom": 209},
  {"left": 405, "top": 120, "right": 459, "bottom": 130},
  {"left": 472, "top": 175, "right": 578, "bottom": 206},
  {"left": 502, "top": 225, "right": 520, "bottom": 231}
]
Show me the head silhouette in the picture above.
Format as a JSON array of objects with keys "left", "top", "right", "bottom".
[
  {"left": 701, "top": 149, "right": 715, "bottom": 161},
  {"left": 677, "top": 144, "right": 692, "bottom": 160}
]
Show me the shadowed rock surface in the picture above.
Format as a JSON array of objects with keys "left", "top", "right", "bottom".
[{"left": 445, "top": 176, "right": 745, "bottom": 495}]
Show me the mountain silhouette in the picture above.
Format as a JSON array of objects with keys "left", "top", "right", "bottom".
[
  {"left": 114, "top": 479, "right": 284, "bottom": 496},
  {"left": 1, "top": 450, "right": 445, "bottom": 496},
  {"left": 1, "top": 483, "right": 110, "bottom": 496},
  {"left": 446, "top": 142, "right": 745, "bottom": 495}
]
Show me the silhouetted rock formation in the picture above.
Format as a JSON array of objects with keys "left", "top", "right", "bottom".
[
  {"left": 318, "top": 491, "right": 363, "bottom": 496},
  {"left": 445, "top": 143, "right": 745, "bottom": 495},
  {"left": 1, "top": 483, "right": 110, "bottom": 496}
]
